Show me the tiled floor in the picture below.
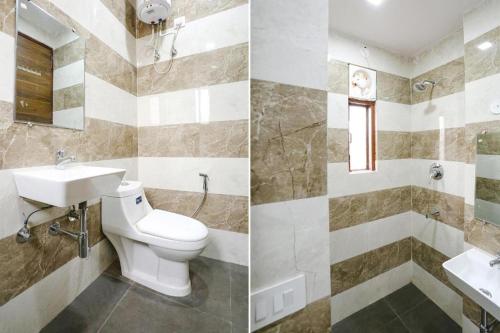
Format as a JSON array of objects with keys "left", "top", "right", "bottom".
[
  {"left": 331, "top": 284, "right": 461, "bottom": 333},
  {"left": 42, "top": 257, "right": 248, "bottom": 333}
]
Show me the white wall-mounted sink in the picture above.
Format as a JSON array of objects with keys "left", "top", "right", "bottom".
[
  {"left": 14, "top": 166, "right": 126, "bottom": 207},
  {"left": 443, "top": 248, "right": 500, "bottom": 320}
]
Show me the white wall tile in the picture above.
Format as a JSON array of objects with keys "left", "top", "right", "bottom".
[
  {"left": 411, "top": 262, "right": 463, "bottom": 325},
  {"left": 411, "top": 29, "right": 464, "bottom": 78},
  {"left": 138, "top": 157, "right": 248, "bottom": 196},
  {"left": 53, "top": 60, "right": 84, "bottom": 90},
  {"left": 85, "top": 73, "right": 137, "bottom": 127},
  {"left": 327, "top": 93, "right": 348, "bottom": 129},
  {"left": 51, "top": 0, "right": 136, "bottom": 64},
  {"left": 377, "top": 101, "right": 412, "bottom": 132},
  {"left": 328, "top": 32, "right": 412, "bottom": 78},
  {"left": 136, "top": 5, "right": 248, "bottom": 67},
  {"left": 411, "top": 212, "right": 464, "bottom": 259},
  {"left": 251, "top": 196, "right": 331, "bottom": 304},
  {"left": 465, "top": 163, "right": 476, "bottom": 205},
  {"left": 201, "top": 228, "right": 248, "bottom": 266},
  {"left": 251, "top": 0, "right": 328, "bottom": 90},
  {"left": 330, "top": 212, "right": 411, "bottom": 264},
  {"left": 137, "top": 81, "right": 248, "bottom": 126},
  {"left": 330, "top": 262, "right": 412, "bottom": 324},
  {"left": 465, "top": 73, "right": 500, "bottom": 124},
  {"left": 410, "top": 159, "right": 465, "bottom": 198},
  {"left": 0, "top": 239, "right": 115, "bottom": 333},
  {"left": 475, "top": 199, "right": 500, "bottom": 223},
  {"left": 0, "top": 31, "right": 15, "bottom": 103},
  {"left": 464, "top": 0, "right": 500, "bottom": 43},
  {"left": 462, "top": 315, "right": 480, "bottom": 333},
  {"left": 410, "top": 92, "right": 465, "bottom": 131},
  {"left": 328, "top": 160, "right": 412, "bottom": 198}
]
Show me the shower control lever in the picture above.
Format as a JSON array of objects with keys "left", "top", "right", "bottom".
[{"left": 429, "top": 162, "right": 444, "bottom": 180}]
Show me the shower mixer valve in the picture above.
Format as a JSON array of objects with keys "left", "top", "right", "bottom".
[{"left": 429, "top": 162, "right": 444, "bottom": 180}]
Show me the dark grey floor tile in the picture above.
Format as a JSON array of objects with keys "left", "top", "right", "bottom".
[
  {"left": 157, "top": 256, "right": 233, "bottom": 322},
  {"left": 331, "top": 299, "right": 397, "bottom": 333},
  {"left": 230, "top": 264, "right": 248, "bottom": 329},
  {"left": 100, "top": 284, "right": 231, "bottom": 333},
  {"left": 399, "top": 299, "right": 461, "bottom": 333},
  {"left": 231, "top": 324, "right": 249, "bottom": 333},
  {"left": 102, "top": 260, "right": 134, "bottom": 285},
  {"left": 375, "top": 318, "right": 409, "bottom": 333},
  {"left": 384, "top": 284, "right": 428, "bottom": 316},
  {"left": 41, "top": 275, "right": 130, "bottom": 333}
]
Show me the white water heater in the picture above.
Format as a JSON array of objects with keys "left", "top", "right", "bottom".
[{"left": 136, "top": 0, "right": 171, "bottom": 24}]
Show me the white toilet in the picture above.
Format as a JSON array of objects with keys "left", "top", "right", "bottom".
[{"left": 101, "top": 181, "right": 209, "bottom": 297}]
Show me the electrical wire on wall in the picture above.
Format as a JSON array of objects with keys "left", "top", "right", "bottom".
[{"left": 149, "top": 20, "right": 183, "bottom": 74}]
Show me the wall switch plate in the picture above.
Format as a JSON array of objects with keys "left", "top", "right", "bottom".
[{"left": 250, "top": 274, "right": 306, "bottom": 331}]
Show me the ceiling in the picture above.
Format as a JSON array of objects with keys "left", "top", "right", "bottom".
[{"left": 330, "top": 0, "right": 485, "bottom": 56}]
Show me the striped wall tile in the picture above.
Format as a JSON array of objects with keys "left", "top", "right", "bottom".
[
  {"left": 330, "top": 237, "right": 411, "bottom": 296},
  {"left": 465, "top": 25, "right": 500, "bottom": 83},
  {"left": 411, "top": 128, "right": 465, "bottom": 162},
  {"left": 329, "top": 186, "right": 411, "bottom": 231}
]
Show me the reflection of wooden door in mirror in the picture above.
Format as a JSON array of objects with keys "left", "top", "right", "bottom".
[{"left": 15, "top": 32, "right": 53, "bottom": 124}]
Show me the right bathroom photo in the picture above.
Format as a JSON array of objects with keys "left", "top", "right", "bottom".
[{"left": 249, "top": 0, "right": 500, "bottom": 333}]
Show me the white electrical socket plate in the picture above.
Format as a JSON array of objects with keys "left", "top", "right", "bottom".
[{"left": 250, "top": 274, "right": 306, "bottom": 331}]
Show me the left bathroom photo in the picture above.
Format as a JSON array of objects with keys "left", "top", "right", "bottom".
[{"left": 0, "top": 0, "right": 249, "bottom": 332}]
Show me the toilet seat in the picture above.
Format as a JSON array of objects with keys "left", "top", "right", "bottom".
[{"left": 136, "top": 209, "right": 208, "bottom": 242}]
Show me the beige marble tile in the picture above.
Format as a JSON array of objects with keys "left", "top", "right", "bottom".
[
  {"left": 411, "top": 237, "right": 458, "bottom": 293},
  {"left": 0, "top": 203, "right": 103, "bottom": 306},
  {"left": 0, "top": 100, "right": 13, "bottom": 130},
  {"left": 0, "top": 0, "right": 15, "bottom": 36},
  {"left": 465, "top": 120, "right": 500, "bottom": 164},
  {"left": 465, "top": 25, "right": 500, "bottom": 83},
  {"left": 138, "top": 120, "right": 248, "bottom": 158},
  {"left": 411, "top": 58, "right": 465, "bottom": 105},
  {"left": 378, "top": 131, "right": 411, "bottom": 160},
  {"left": 327, "top": 128, "right": 348, "bottom": 163},
  {"left": 136, "top": 0, "right": 248, "bottom": 39},
  {"left": 464, "top": 203, "right": 500, "bottom": 255},
  {"left": 138, "top": 43, "right": 248, "bottom": 96},
  {"left": 256, "top": 297, "right": 331, "bottom": 333},
  {"left": 330, "top": 238, "right": 411, "bottom": 295},
  {"left": 0, "top": 116, "right": 137, "bottom": 169},
  {"left": 463, "top": 295, "right": 499, "bottom": 330},
  {"left": 251, "top": 79, "right": 327, "bottom": 205},
  {"left": 329, "top": 186, "right": 411, "bottom": 231},
  {"left": 411, "top": 186, "right": 464, "bottom": 230},
  {"left": 477, "top": 130, "right": 500, "bottom": 155},
  {"left": 145, "top": 188, "right": 248, "bottom": 233},
  {"left": 100, "top": 0, "right": 136, "bottom": 37},
  {"left": 53, "top": 83, "right": 84, "bottom": 111},
  {"left": 54, "top": 38, "right": 85, "bottom": 69},
  {"left": 377, "top": 71, "right": 411, "bottom": 105},
  {"left": 411, "top": 127, "right": 465, "bottom": 162},
  {"left": 328, "top": 59, "right": 348, "bottom": 95},
  {"left": 86, "top": 35, "right": 137, "bottom": 96}
]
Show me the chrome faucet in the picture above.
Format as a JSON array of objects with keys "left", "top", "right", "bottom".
[
  {"left": 489, "top": 253, "right": 500, "bottom": 267},
  {"left": 55, "top": 149, "right": 76, "bottom": 169}
]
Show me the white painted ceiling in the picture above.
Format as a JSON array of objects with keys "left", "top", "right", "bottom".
[{"left": 330, "top": 0, "right": 485, "bottom": 56}]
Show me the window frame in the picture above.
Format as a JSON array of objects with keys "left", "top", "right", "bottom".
[{"left": 348, "top": 98, "right": 376, "bottom": 172}]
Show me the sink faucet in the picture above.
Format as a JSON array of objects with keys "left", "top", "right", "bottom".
[
  {"left": 55, "top": 149, "right": 76, "bottom": 169},
  {"left": 489, "top": 253, "right": 500, "bottom": 267}
]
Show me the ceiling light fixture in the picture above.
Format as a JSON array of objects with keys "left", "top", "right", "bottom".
[
  {"left": 20, "top": 2, "right": 27, "bottom": 9},
  {"left": 366, "top": 0, "right": 384, "bottom": 6},
  {"left": 477, "top": 41, "right": 493, "bottom": 50}
]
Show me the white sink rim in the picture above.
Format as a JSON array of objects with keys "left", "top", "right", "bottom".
[
  {"left": 14, "top": 165, "right": 126, "bottom": 207},
  {"left": 443, "top": 248, "right": 500, "bottom": 321}
]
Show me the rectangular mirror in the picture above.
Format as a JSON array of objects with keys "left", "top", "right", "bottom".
[
  {"left": 474, "top": 131, "right": 500, "bottom": 226},
  {"left": 15, "top": 0, "right": 85, "bottom": 130}
]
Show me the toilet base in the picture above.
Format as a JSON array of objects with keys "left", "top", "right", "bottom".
[{"left": 106, "top": 234, "right": 194, "bottom": 297}]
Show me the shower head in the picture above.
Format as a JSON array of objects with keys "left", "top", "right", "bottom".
[{"left": 413, "top": 80, "right": 436, "bottom": 92}]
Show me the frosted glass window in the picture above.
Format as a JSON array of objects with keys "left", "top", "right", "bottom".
[{"left": 348, "top": 99, "right": 375, "bottom": 172}]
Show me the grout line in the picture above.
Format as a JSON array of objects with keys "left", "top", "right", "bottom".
[{"left": 96, "top": 282, "right": 134, "bottom": 333}]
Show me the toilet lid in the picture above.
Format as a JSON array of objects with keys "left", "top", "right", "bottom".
[{"left": 136, "top": 210, "right": 208, "bottom": 242}]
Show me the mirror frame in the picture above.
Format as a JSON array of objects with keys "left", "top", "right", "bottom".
[{"left": 14, "top": 0, "right": 86, "bottom": 131}]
